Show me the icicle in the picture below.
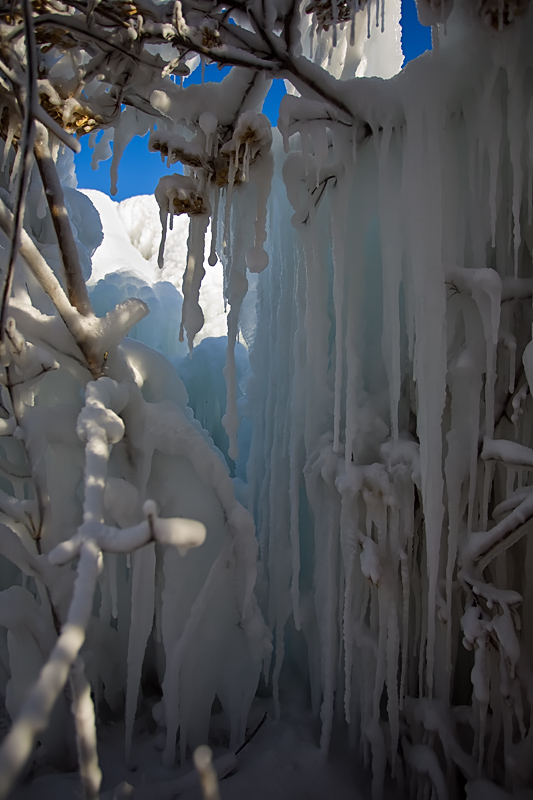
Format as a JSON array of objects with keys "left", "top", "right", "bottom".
[
  {"left": 444, "top": 349, "right": 476, "bottom": 691},
  {"left": 208, "top": 186, "right": 220, "bottom": 266},
  {"left": 9, "top": 145, "right": 21, "bottom": 192},
  {"left": 109, "top": 553, "right": 118, "bottom": 619},
  {"left": 245, "top": 153, "right": 273, "bottom": 274},
  {"left": 344, "top": 203, "right": 361, "bottom": 466},
  {"left": 378, "top": 126, "right": 402, "bottom": 441},
  {"left": 223, "top": 165, "right": 236, "bottom": 258},
  {"left": 36, "top": 188, "right": 47, "bottom": 220},
  {"left": 109, "top": 108, "right": 151, "bottom": 196},
  {"left": 180, "top": 213, "right": 210, "bottom": 350},
  {"left": 162, "top": 543, "right": 231, "bottom": 768},
  {"left": 506, "top": 53, "right": 524, "bottom": 278},
  {"left": 157, "top": 202, "right": 169, "bottom": 269},
  {"left": 338, "top": 469, "right": 361, "bottom": 723},
  {"left": 386, "top": 500, "right": 401, "bottom": 775},
  {"left": 223, "top": 184, "right": 255, "bottom": 460},
  {"left": 91, "top": 127, "right": 113, "bottom": 171},
  {"left": 402, "top": 87, "right": 447, "bottom": 699},
  {"left": 470, "top": 269, "right": 502, "bottom": 440},
  {"left": 288, "top": 245, "right": 307, "bottom": 633},
  {"left": 312, "top": 123, "right": 329, "bottom": 190},
  {"left": 1, "top": 116, "right": 15, "bottom": 173},
  {"left": 330, "top": 156, "right": 350, "bottom": 453},
  {"left": 125, "top": 546, "right": 156, "bottom": 765},
  {"left": 222, "top": 339, "right": 240, "bottom": 460},
  {"left": 199, "top": 111, "right": 218, "bottom": 159},
  {"left": 320, "top": 490, "right": 341, "bottom": 755},
  {"left": 526, "top": 98, "right": 533, "bottom": 227},
  {"left": 500, "top": 325, "right": 517, "bottom": 393}
]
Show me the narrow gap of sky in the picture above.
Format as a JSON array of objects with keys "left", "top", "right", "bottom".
[{"left": 74, "top": 0, "right": 430, "bottom": 201}]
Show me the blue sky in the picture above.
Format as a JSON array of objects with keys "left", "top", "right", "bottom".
[{"left": 75, "top": 0, "right": 431, "bottom": 200}]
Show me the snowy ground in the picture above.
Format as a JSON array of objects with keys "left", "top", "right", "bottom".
[{"left": 14, "top": 694, "right": 403, "bottom": 800}]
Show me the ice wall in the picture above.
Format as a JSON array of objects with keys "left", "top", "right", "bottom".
[{"left": 248, "top": 4, "right": 533, "bottom": 797}]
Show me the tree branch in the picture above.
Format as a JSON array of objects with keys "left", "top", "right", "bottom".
[
  {"left": 0, "top": 539, "right": 102, "bottom": 800},
  {"left": 0, "top": 0, "right": 37, "bottom": 338},
  {"left": 33, "top": 123, "right": 93, "bottom": 316}
]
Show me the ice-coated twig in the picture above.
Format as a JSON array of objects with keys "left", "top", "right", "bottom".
[
  {"left": 0, "top": 201, "right": 149, "bottom": 376},
  {"left": 234, "top": 711, "right": 268, "bottom": 754},
  {"left": 193, "top": 745, "right": 221, "bottom": 800},
  {"left": 464, "top": 492, "right": 533, "bottom": 565},
  {"left": 0, "top": 488, "right": 35, "bottom": 527},
  {"left": 0, "top": 523, "right": 44, "bottom": 578},
  {"left": 481, "top": 436, "right": 533, "bottom": 469},
  {"left": 0, "top": 198, "right": 91, "bottom": 339},
  {"left": 162, "top": 542, "right": 230, "bottom": 767},
  {"left": 70, "top": 657, "right": 102, "bottom": 800},
  {"left": 0, "top": 539, "right": 102, "bottom": 800},
  {"left": 49, "top": 509, "right": 206, "bottom": 566}
]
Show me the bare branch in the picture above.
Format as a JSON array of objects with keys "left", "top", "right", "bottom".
[
  {"left": 0, "top": 198, "right": 88, "bottom": 335},
  {"left": 33, "top": 123, "right": 93, "bottom": 316},
  {"left": 464, "top": 492, "right": 533, "bottom": 565},
  {"left": 33, "top": 106, "right": 81, "bottom": 153},
  {"left": 0, "top": 0, "right": 38, "bottom": 338}
]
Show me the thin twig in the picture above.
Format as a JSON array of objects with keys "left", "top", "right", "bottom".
[
  {"left": 234, "top": 711, "right": 268, "bottom": 755},
  {"left": 70, "top": 657, "right": 103, "bottom": 800},
  {"left": 193, "top": 746, "right": 221, "bottom": 800}
]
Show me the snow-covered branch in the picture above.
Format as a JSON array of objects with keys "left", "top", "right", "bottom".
[{"left": 0, "top": 539, "right": 102, "bottom": 800}]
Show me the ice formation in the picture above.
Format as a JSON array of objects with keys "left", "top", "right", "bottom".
[
  {"left": 3, "top": 1, "right": 533, "bottom": 799},
  {"left": 245, "top": 8, "right": 533, "bottom": 800}
]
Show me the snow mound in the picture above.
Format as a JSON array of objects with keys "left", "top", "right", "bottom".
[{"left": 82, "top": 190, "right": 227, "bottom": 348}]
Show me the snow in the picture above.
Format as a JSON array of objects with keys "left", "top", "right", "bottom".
[
  {"left": 82, "top": 190, "right": 227, "bottom": 348},
  {"left": 4, "top": 2, "right": 533, "bottom": 800}
]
